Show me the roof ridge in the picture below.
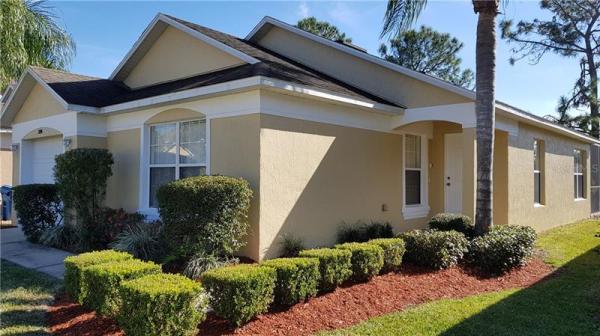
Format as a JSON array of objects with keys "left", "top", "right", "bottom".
[{"left": 30, "top": 66, "right": 105, "bottom": 80}]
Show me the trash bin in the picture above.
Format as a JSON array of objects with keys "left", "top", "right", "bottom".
[{"left": 1, "top": 185, "right": 12, "bottom": 221}]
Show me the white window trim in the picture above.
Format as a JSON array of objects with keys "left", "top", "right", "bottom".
[
  {"left": 533, "top": 139, "right": 542, "bottom": 206},
  {"left": 574, "top": 149, "right": 585, "bottom": 200},
  {"left": 402, "top": 133, "right": 430, "bottom": 220},
  {"left": 138, "top": 117, "right": 210, "bottom": 219}
]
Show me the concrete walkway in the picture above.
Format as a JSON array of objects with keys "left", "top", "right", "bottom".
[{"left": 1, "top": 227, "right": 73, "bottom": 279}]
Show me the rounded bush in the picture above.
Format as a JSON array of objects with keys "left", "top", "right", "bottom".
[
  {"left": 261, "top": 257, "right": 319, "bottom": 306},
  {"left": 157, "top": 175, "right": 253, "bottom": 259},
  {"left": 335, "top": 242, "right": 384, "bottom": 281},
  {"left": 64, "top": 250, "right": 133, "bottom": 303},
  {"left": 201, "top": 264, "right": 275, "bottom": 326},
  {"left": 399, "top": 230, "right": 469, "bottom": 269},
  {"left": 368, "top": 238, "right": 406, "bottom": 272},
  {"left": 118, "top": 273, "right": 207, "bottom": 336},
  {"left": 468, "top": 225, "right": 537, "bottom": 274},
  {"left": 337, "top": 221, "right": 394, "bottom": 243},
  {"left": 82, "top": 259, "right": 161, "bottom": 316},
  {"left": 12, "top": 184, "right": 62, "bottom": 243},
  {"left": 298, "top": 248, "right": 352, "bottom": 291},
  {"left": 428, "top": 213, "right": 474, "bottom": 237}
]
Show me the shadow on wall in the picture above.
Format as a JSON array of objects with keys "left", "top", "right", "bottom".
[
  {"left": 259, "top": 115, "right": 413, "bottom": 259},
  {"left": 440, "top": 243, "right": 600, "bottom": 335}
]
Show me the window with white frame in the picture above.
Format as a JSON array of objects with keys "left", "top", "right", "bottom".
[
  {"left": 574, "top": 149, "right": 585, "bottom": 199},
  {"left": 148, "top": 119, "right": 206, "bottom": 207},
  {"left": 405, "top": 134, "right": 422, "bottom": 205},
  {"left": 533, "top": 139, "right": 544, "bottom": 205}
]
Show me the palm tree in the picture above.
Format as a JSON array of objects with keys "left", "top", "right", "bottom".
[
  {"left": 382, "top": 0, "right": 499, "bottom": 235},
  {"left": 0, "top": 0, "right": 75, "bottom": 92}
]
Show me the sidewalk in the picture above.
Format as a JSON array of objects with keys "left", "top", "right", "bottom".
[{"left": 1, "top": 227, "right": 73, "bottom": 279}]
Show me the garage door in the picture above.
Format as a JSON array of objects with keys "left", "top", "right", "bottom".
[{"left": 30, "top": 136, "right": 63, "bottom": 184}]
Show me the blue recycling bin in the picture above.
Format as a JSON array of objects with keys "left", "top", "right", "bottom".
[{"left": 1, "top": 185, "right": 12, "bottom": 220}]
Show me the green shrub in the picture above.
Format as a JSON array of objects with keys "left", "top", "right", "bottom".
[
  {"left": 157, "top": 175, "right": 253, "bottom": 259},
  {"left": 94, "top": 207, "right": 144, "bottom": 249},
  {"left": 261, "top": 257, "right": 319, "bottom": 306},
  {"left": 54, "top": 148, "right": 114, "bottom": 250},
  {"left": 399, "top": 230, "right": 469, "bottom": 269},
  {"left": 368, "top": 238, "right": 406, "bottom": 272},
  {"left": 468, "top": 225, "right": 537, "bottom": 274},
  {"left": 182, "top": 251, "right": 238, "bottom": 280},
  {"left": 334, "top": 243, "right": 384, "bottom": 281},
  {"left": 202, "top": 264, "right": 275, "bottom": 326},
  {"left": 278, "top": 234, "right": 305, "bottom": 257},
  {"left": 298, "top": 248, "right": 352, "bottom": 291},
  {"left": 12, "top": 184, "right": 62, "bottom": 243},
  {"left": 111, "top": 222, "right": 164, "bottom": 261},
  {"left": 64, "top": 250, "right": 133, "bottom": 303},
  {"left": 118, "top": 273, "right": 207, "bottom": 336},
  {"left": 337, "top": 221, "right": 394, "bottom": 243},
  {"left": 428, "top": 213, "right": 474, "bottom": 237},
  {"left": 82, "top": 259, "right": 161, "bottom": 316},
  {"left": 40, "top": 224, "right": 80, "bottom": 252}
]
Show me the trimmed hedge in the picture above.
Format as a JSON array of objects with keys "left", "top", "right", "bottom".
[
  {"left": 64, "top": 250, "right": 133, "bottom": 303},
  {"left": 118, "top": 273, "right": 207, "bottom": 336},
  {"left": 468, "top": 225, "right": 537, "bottom": 274},
  {"left": 399, "top": 230, "right": 469, "bottom": 269},
  {"left": 12, "top": 184, "right": 62, "bottom": 243},
  {"left": 82, "top": 259, "right": 161, "bottom": 316},
  {"left": 428, "top": 213, "right": 474, "bottom": 237},
  {"left": 261, "top": 257, "right": 320, "bottom": 306},
  {"left": 368, "top": 238, "right": 406, "bottom": 272},
  {"left": 298, "top": 248, "right": 352, "bottom": 291},
  {"left": 337, "top": 221, "right": 394, "bottom": 243},
  {"left": 202, "top": 264, "right": 276, "bottom": 326},
  {"left": 157, "top": 175, "right": 253, "bottom": 259},
  {"left": 335, "top": 243, "right": 384, "bottom": 281}
]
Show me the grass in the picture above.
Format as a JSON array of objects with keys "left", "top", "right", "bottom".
[
  {"left": 0, "top": 260, "right": 62, "bottom": 336},
  {"left": 322, "top": 220, "right": 600, "bottom": 336}
]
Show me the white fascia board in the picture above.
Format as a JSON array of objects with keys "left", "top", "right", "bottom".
[
  {"left": 98, "top": 76, "right": 402, "bottom": 116},
  {"left": 109, "top": 14, "right": 259, "bottom": 80},
  {"left": 246, "top": 17, "right": 476, "bottom": 101},
  {"left": 0, "top": 69, "right": 30, "bottom": 118},
  {"left": 496, "top": 102, "right": 600, "bottom": 144}
]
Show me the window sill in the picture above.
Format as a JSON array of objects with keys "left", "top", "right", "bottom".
[
  {"left": 402, "top": 205, "right": 430, "bottom": 220},
  {"left": 574, "top": 198, "right": 587, "bottom": 202},
  {"left": 138, "top": 208, "right": 160, "bottom": 221},
  {"left": 533, "top": 203, "right": 545, "bottom": 208}
]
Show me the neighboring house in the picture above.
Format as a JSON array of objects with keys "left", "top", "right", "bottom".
[
  {"left": 0, "top": 128, "right": 11, "bottom": 188},
  {"left": 1, "top": 14, "right": 599, "bottom": 260}
]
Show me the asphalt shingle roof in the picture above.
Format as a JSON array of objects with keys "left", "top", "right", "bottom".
[{"left": 31, "top": 15, "right": 398, "bottom": 108}]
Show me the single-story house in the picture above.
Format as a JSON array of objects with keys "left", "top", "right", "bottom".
[{"left": 2, "top": 14, "right": 599, "bottom": 260}]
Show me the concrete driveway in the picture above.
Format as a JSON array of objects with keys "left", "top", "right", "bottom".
[{"left": 1, "top": 227, "right": 73, "bottom": 279}]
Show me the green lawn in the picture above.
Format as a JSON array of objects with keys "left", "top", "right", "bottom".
[
  {"left": 322, "top": 220, "right": 600, "bottom": 336},
  {"left": 0, "top": 260, "right": 62, "bottom": 336}
]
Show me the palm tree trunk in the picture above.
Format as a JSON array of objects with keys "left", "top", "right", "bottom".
[{"left": 473, "top": 1, "right": 498, "bottom": 235}]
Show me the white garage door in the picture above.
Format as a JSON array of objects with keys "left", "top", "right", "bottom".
[{"left": 30, "top": 136, "right": 63, "bottom": 184}]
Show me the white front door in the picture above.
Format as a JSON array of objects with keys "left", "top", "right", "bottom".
[{"left": 444, "top": 133, "right": 463, "bottom": 213}]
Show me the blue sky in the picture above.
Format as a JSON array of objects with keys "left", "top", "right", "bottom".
[{"left": 51, "top": 1, "right": 578, "bottom": 118}]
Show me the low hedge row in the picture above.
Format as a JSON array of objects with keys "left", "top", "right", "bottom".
[
  {"left": 202, "top": 264, "right": 276, "bottom": 326},
  {"left": 334, "top": 242, "right": 384, "bottom": 281},
  {"left": 261, "top": 257, "right": 320, "bottom": 306},
  {"left": 428, "top": 213, "right": 474, "bottom": 238},
  {"left": 298, "top": 248, "right": 352, "bottom": 291},
  {"left": 400, "top": 229, "right": 469, "bottom": 269},
  {"left": 368, "top": 238, "right": 405, "bottom": 272},
  {"left": 64, "top": 250, "right": 207, "bottom": 336}
]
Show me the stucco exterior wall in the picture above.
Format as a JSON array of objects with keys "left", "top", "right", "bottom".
[
  {"left": 507, "top": 123, "right": 590, "bottom": 230},
  {"left": 258, "top": 114, "right": 406, "bottom": 260},
  {"left": 124, "top": 26, "right": 244, "bottom": 89},
  {"left": 71, "top": 135, "right": 107, "bottom": 149},
  {"left": 256, "top": 27, "right": 470, "bottom": 108},
  {"left": 105, "top": 129, "right": 140, "bottom": 212},
  {"left": 1, "top": 133, "right": 12, "bottom": 186},
  {"left": 210, "top": 114, "right": 261, "bottom": 261},
  {"left": 13, "top": 84, "right": 66, "bottom": 124}
]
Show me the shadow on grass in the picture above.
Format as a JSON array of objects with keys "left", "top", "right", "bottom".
[{"left": 440, "top": 245, "right": 600, "bottom": 336}]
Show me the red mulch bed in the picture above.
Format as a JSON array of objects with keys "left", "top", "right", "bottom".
[{"left": 48, "top": 259, "right": 553, "bottom": 336}]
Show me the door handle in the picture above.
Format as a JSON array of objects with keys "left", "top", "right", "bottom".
[{"left": 446, "top": 183, "right": 451, "bottom": 186}]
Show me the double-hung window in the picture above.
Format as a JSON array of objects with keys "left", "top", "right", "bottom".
[
  {"left": 405, "top": 134, "right": 422, "bottom": 205},
  {"left": 574, "top": 149, "right": 585, "bottom": 199},
  {"left": 149, "top": 119, "right": 206, "bottom": 207},
  {"left": 533, "top": 140, "right": 544, "bottom": 205}
]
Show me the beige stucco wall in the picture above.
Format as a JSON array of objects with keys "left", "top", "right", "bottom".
[
  {"left": 258, "top": 114, "right": 408, "bottom": 260},
  {"left": 1, "top": 133, "right": 12, "bottom": 186},
  {"left": 256, "top": 27, "right": 470, "bottom": 108},
  {"left": 210, "top": 114, "right": 261, "bottom": 260},
  {"left": 124, "top": 26, "right": 244, "bottom": 89},
  {"left": 71, "top": 135, "right": 107, "bottom": 149},
  {"left": 507, "top": 123, "right": 590, "bottom": 230},
  {"left": 105, "top": 129, "right": 140, "bottom": 212},
  {"left": 13, "top": 84, "right": 66, "bottom": 124}
]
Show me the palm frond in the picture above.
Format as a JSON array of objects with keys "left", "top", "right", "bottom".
[{"left": 381, "top": 0, "right": 427, "bottom": 38}]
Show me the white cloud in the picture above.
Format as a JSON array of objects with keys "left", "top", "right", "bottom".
[{"left": 298, "top": 1, "right": 310, "bottom": 19}]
